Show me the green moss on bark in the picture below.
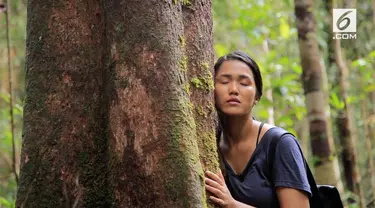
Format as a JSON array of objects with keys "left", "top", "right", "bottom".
[
  {"left": 191, "top": 76, "right": 214, "bottom": 92},
  {"left": 173, "top": 0, "right": 191, "bottom": 5},
  {"left": 183, "top": 83, "right": 191, "bottom": 95},
  {"left": 162, "top": 90, "right": 204, "bottom": 207},
  {"left": 180, "top": 56, "right": 188, "bottom": 72}
]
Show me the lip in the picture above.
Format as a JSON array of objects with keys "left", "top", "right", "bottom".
[{"left": 227, "top": 98, "right": 240, "bottom": 103}]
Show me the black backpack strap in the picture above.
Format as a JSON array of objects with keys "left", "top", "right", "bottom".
[{"left": 267, "top": 127, "right": 322, "bottom": 208}]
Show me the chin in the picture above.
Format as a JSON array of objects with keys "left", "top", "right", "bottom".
[{"left": 220, "top": 108, "right": 247, "bottom": 117}]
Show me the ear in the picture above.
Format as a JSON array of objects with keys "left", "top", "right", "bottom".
[{"left": 253, "top": 98, "right": 259, "bottom": 106}]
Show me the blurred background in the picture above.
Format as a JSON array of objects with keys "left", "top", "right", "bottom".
[{"left": 0, "top": 0, "right": 374, "bottom": 207}]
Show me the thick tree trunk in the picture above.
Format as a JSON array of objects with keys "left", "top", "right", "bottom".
[
  {"left": 16, "top": 1, "right": 110, "bottom": 207},
  {"left": 181, "top": 1, "right": 219, "bottom": 205},
  {"left": 16, "top": 0, "right": 217, "bottom": 207},
  {"left": 294, "top": 0, "right": 343, "bottom": 188},
  {"left": 104, "top": 0, "right": 217, "bottom": 207}
]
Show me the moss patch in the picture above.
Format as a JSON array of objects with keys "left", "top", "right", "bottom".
[
  {"left": 181, "top": 0, "right": 191, "bottom": 5},
  {"left": 196, "top": 106, "right": 207, "bottom": 118},
  {"left": 179, "top": 55, "right": 188, "bottom": 72},
  {"left": 201, "top": 62, "right": 210, "bottom": 71},
  {"left": 162, "top": 92, "right": 205, "bottom": 207},
  {"left": 183, "top": 83, "right": 191, "bottom": 95},
  {"left": 172, "top": 0, "right": 191, "bottom": 5},
  {"left": 190, "top": 76, "right": 214, "bottom": 92},
  {"left": 179, "top": 35, "right": 186, "bottom": 48}
]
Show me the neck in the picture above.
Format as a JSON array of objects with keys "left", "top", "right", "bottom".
[{"left": 221, "top": 114, "right": 254, "bottom": 146}]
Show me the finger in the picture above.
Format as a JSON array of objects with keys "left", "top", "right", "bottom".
[
  {"left": 219, "top": 169, "right": 224, "bottom": 181},
  {"left": 206, "top": 171, "right": 224, "bottom": 186},
  {"left": 209, "top": 196, "right": 224, "bottom": 206},
  {"left": 205, "top": 177, "right": 222, "bottom": 190},
  {"left": 205, "top": 184, "right": 223, "bottom": 198}
]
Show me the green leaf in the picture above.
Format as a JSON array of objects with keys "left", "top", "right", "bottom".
[
  {"left": 0, "top": 197, "right": 11, "bottom": 207},
  {"left": 279, "top": 17, "right": 290, "bottom": 39},
  {"left": 257, "top": 108, "right": 269, "bottom": 119},
  {"left": 369, "top": 50, "right": 375, "bottom": 58},
  {"left": 0, "top": 93, "right": 10, "bottom": 103},
  {"left": 330, "top": 92, "right": 344, "bottom": 110},
  {"left": 365, "top": 84, "right": 375, "bottom": 92},
  {"left": 214, "top": 44, "right": 229, "bottom": 57},
  {"left": 352, "top": 58, "right": 367, "bottom": 67}
]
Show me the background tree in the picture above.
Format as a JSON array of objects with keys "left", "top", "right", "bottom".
[
  {"left": 322, "top": 0, "right": 364, "bottom": 206},
  {"left": 293, "top": 0, "right": 343, "bottom": 189}
]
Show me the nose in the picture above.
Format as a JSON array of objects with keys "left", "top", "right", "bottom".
[{"left": 228, "top": 82, "right": 239, "bottom": 95}]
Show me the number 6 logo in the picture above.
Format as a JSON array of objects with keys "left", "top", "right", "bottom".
[
  {"left": 337, "top": 11, "right": 352, "bottom": 30},
  {"left": 333, "top": 9, "right": 356, "bottom": 33}
]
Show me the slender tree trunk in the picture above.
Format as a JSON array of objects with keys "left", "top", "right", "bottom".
[
  {"left": 325, "top": 1, "right": 364, "bottom": 205},
  {"left": 334, "top": 44, "right": 364, "bottom": 206},
  {"left": 361, "top": 97, "right": 375, "bottom": 205},
  {"left": 262, "top": 40, "right": 275, "bottom": 125},
  {"left": 17, "top": 0, "right": 217, "bottom": 207},
  {"left": 294, "top": 0, "right": 343, "bottom": 189}
]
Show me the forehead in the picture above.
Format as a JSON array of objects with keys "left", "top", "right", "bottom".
[{"left": 216, "top": 60, "right": 254, "bottom": 77}]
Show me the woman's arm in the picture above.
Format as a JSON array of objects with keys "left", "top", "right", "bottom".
[
  {"left": 276, "top": 187, "right": 310, "bottom": 208},
  {"left": 272, "top": 134, "right": 311, "bottom": 208}
]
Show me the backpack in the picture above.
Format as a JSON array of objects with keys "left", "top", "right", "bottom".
[{"left": 267, "top": 127, "right": 344, "bottom": 208}]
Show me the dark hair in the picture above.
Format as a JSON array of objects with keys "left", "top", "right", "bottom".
[{"left": 214, "top": 50, "right": 263, "bottom": 100}]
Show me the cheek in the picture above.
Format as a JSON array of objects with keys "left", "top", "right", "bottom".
[
  {"left": 242, "top": 87, "right": 257, "bottom": 102},
  {"left": 214, "top": 89, "right": 220, "bottom": 102},
  {"left": 214, "top": 87, "right": 226, "bottom": 105}
]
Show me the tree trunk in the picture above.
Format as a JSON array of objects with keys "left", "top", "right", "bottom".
[
  {"left": 361, "top": 97, "right": 375, "bottom": 205},
  {"left": 334, "top": 43, "right": 364, "bottom": 206},
  {"left": 262, "top": 40, "right": 275, "bottom": 125},
  {"left": 325, "top": 0, "right": 364, "bottom": 205},
  {"left": 16, "top": 0, "right": 217, "bottom": 207},
  {"left": 294, "top": 0, "right": 343, "bottom": 188},
  {"left": 297, "top": 118, "right": 310, "bottom": 161},
  {"left": 16, "top": 1, "right": 110, "bottom": 207}
]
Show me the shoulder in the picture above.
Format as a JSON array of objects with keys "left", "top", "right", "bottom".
[
  {"left": 261, "top": 125, "right": 302, "bottom": 153},
  {"left": 270, "top": 126, "right": 302, "bottom": 151},
  {"left": 277, "top": 132, "right": 300, "bottom": 148}
]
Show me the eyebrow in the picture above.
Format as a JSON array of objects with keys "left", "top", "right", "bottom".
[{"left": 217, "top": 74, "right": 253, "bottom": 80}]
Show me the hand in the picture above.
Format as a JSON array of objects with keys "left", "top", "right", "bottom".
[{"left": 205, "top": 170, "right": 235, "bottom": 208}]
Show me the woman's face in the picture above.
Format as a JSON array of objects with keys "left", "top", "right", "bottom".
[{"left": 214, "top": 60, "right": 258, "bottom": 117}]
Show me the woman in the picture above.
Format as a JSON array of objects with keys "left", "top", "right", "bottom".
[{"left": 205, "top": 51, "right": 311, "bottom": 208}]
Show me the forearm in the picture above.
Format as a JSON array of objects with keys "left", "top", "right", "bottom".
[{"left": 230, "top": 200, "right": 256, "bottom": 208}]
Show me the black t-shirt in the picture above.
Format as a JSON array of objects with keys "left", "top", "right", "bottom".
[{"left": 223, "top": 127, "right": 311, "bottom": 208}]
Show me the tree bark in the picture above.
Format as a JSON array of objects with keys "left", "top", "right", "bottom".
[
  {"left": 325, "top": 1, "right": 364, "bottom": 205},
  {"left": 16, "top": 0, "right": 110, "bottom": 207},
  {"left": 361, "top": 96, "right": 375, "bottom": 205},
  {"left": 16, "top": 0, "right": 217, "bottom": 207},
  {"left": 294, "top": 0, "right": 343, "bottom": 188},
  {"left": 181, "top": 1, "right": 219, "bottom": 205},
  {"left": 262, "top": 40, "right": 275, "bottom": 125}
]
